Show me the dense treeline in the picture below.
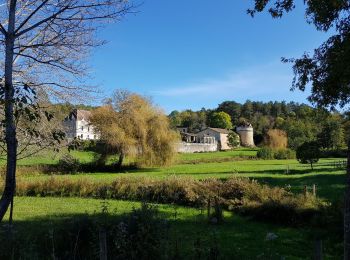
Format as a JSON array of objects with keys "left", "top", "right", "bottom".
[{"left": 169, "top": 100, "right": 347, "bottom": 150}]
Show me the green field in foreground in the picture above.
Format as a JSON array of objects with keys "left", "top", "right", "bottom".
[
  {"left": 0, "top": 150, "right": 345, "bottom": 258},
  {"left": 3, "top": 197, "right": 341, "bottom": 259}
]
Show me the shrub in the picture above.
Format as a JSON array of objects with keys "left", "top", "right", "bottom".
[
  {"left": 57, "top": 154, "right": 80, "bottom": 174},
  {"left": 0, "top": 202, "right": 167, "bottom": 259},
  {"left": 257, "top": 147, "right": 274, "bottom": 159},
  {"left": 227, "top": 131, "right": 240, "bottom": 148},
  {"left": 80, "top": 140, "right": 97, "bottom": 151},
  {"left": 13, "top": 176, "right": 326, "bottom": 226},
  {"left": 274, "top": 149, "right": 296, "bottom": 160},
  {"left": 320, "top": 149, "right": 347, "bottom": 158},
  {"left": 110, "top": 203, "right": 167, "bottom": 259},
  {"left": 257, "top": 147, "right": 296, "bottom": 160}
]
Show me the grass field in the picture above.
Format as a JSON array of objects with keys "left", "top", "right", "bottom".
[
  {"left": 12, "top": 148, "right": 257, "bottom": 165},
  {"left": 12, "top": 150, "right": 96, "bottom": 166},
  {"left": 4, "top": 197, "right": 342, "bottom": 259},
  {"left": 17, "top": 149, "right": 346, "bottom": 202},
  {"left": 0, "top": 149, "right": 346, "bottom": 258}
]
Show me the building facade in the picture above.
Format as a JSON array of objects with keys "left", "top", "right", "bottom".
[
  {"left": 196, "top": 127, "right": 231, "bottom": 150},
  {"left": 63, "top": 109, "right": 99, "bottom": 141}
]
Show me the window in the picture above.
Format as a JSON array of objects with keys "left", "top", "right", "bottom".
[
  {"left": 81, "top": 134, "right": 83, "bottom": 139},
  {"left": 81, "top": 126, "right": 84, "bottom": 131}
]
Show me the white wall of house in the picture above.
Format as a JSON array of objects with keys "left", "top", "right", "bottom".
[
  {"left": 76, "top": 119, "right": 98, "bottom": 140},
  {"left": 63, "top": 110, "right": 99, "bottom": 141},
  {"left": 196, "top": 128, "right": 230, "bottom": 150}
]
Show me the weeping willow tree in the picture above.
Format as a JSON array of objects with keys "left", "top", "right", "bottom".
[{"left": 90, "top": 90, "right": 179, "bottom": 168}]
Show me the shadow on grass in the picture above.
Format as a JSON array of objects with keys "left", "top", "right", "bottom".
[
  {"left": 238, "top": 167, "right": 343, "bottom": 175},
  {"left": 15, "top": 163, "right": 163, "bottom": 176},
  {"left": 0, "top": 209, "right": 337, "bottom": 260},
  {"left": 168, "top": 166, "right": 343, "bottom": 178}
]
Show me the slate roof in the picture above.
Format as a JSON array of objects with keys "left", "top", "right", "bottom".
[
  {"left": 204, "top": 127, "right": 231, "bottom": 134},
  {"left": 68, "top": 109, "right": 92, "bottom": 121}
]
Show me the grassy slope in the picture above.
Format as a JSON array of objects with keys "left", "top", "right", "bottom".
[
  {"left": 20, "top": 157, "right": 345, "bottom": 202},
  {"left": 6, "top": 196, "right": 338, "bottom": 259}
]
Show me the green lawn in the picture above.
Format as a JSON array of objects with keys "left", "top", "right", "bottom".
[
  {"left": 3, "top": 196, "right": 341, "bottom": 259},
  {"left": 0, "top": 150, "right": 345, "bottom": 258},
  {"left": 20, "top": 156, "right": 346, "bottom": 202},
  {"left": 13, "top": 148, "right": 257, "bottom": 166},
  {"left": 10, "top": 150, "right": 97, "bottom": 166}
]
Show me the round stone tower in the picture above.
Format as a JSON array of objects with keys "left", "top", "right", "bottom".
[{"left": 236, "top": 123, "right": 255, "bottom": 147}]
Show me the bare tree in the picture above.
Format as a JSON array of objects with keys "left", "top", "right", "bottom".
[{"left": 0, "top": 0, "right": 135, "bottom": 223}]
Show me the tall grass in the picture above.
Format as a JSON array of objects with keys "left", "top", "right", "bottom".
[{"left": 11, "top": 176, "right": 327, "bottom": 225}]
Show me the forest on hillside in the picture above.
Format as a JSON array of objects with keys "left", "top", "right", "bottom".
[{"left": 169, "top": 100, "right": 348, "bottom": 150}]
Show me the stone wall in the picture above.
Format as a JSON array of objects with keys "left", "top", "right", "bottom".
[{"left": 176, "top": 142, "right": 218, "bottom": 153}]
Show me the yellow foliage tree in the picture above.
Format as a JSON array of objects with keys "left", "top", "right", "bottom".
[
  {"left": 264, "top": 129, "right": 288, "bottom": 149},
  {"left": 90, "top": 90, "right": 179, "bottom": 168}
]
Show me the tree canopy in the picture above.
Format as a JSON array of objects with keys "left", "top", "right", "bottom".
[
  {"left": 90, "top": 90, "right": 178, "bottom": 168},
  {"left": 207, "top": 111, "right": 233, "bottom": 129},
  {"left": 249, "top": 0, "right": 350, "bottom": 109},
  {"left": 296, "top": 141, "right": 321, "bottom": 170},
  {"left": 170, "top": 100, "right": 347, "bottom": 149}
]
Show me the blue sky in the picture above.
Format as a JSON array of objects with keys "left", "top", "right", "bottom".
[{"left": 88, "top": 0, "right": 330, "bottom": 113}]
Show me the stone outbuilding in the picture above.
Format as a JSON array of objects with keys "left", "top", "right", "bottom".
[
  {"left": 196, "top": 127, "right": 231, "bottom": 150},
  {"left": 236, "top": 123, "right": 255, "bottom": 147}
]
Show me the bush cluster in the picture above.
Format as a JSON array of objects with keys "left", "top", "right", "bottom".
[
  {"left": 0, "top": 203, "right": 167, "bottom": 259},
  {"left": 320, "top": 149, "right": 347, "bottom": 158},
  {"left": 257, "top": 147, "right": 296, "bottom": 160},
  {"left": 13, "top": 176, "right": 325, "bottom": 225},
  {"left": 57, "top": 154, "right": 80, "bottom": 174}
]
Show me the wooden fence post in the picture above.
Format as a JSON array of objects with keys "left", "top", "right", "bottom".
[
  {"left": 314, "top": 240, "right": 323, "bottom": 260},
  {"left": 99, "top": 227, "right": 107, "bottom": 260},
  {"left": 286, "top": 165, "right": 290, "bottom": 174},
  {"left": 313, "top": 184, "right": 317, "bottom": 197},
  {"left": 207, "top": 198, "right": 211, "bottom": 218},
  {"left": 304, "top": 185, "right": 307, "bottom": 197}
]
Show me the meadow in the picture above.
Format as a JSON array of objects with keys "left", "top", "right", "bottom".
[
  {"left": 5, "top": 196, "right": 341, "bottom": 259},
  {"left": 0, "top": 148, "right": 346, "bottom": 258},
  {"left": 15, "top": 148, "right": 346, "bottom": 202}
]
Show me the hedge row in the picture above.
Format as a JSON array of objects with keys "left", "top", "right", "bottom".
[{"left": 10, "top": 176, "right": 327, "bottom": 225}]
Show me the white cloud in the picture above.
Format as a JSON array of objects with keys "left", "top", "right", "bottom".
[
  {"left": 149, "top": 61, "right": 310, "bottom": 112},
  {"left": 153, "top": 62, "right": 292, "bottom": 97}
]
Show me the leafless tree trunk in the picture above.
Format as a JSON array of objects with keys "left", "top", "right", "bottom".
[
  {"left": 0, "top": 0, "right": 17, "bottom": 222},
  {"left": 0, "top": 0, "right": 135, "bottom": 223}
]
